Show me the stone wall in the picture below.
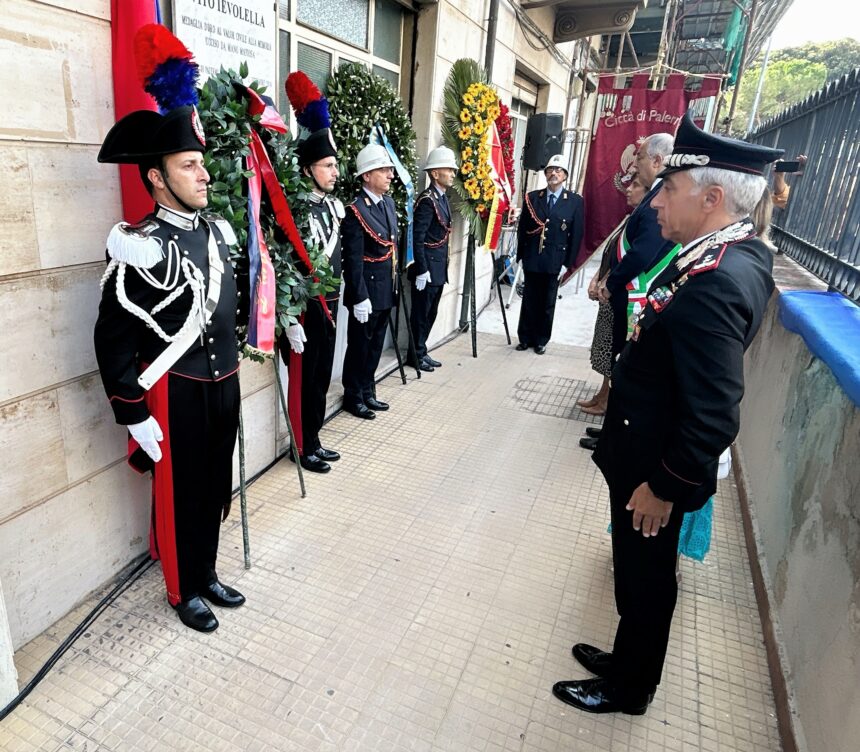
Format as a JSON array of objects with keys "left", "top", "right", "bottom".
[
  {"left": 0, "top": 1, "right": 283, "bottom": 652},
  {"left": 736, "top": 257, "right": 860, "bottom": 752}
]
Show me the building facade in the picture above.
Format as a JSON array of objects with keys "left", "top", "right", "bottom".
[{"left": 0, "top": 0, "right": 594, "bottom": 688}]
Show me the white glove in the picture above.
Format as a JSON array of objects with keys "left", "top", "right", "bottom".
[
  {"left": 557, "top": 265, "right": 568, "bottom": 282},
  {"left": 353, "top": 298, "right": 372, "bottom": 324},
  {"left": 286, "top": 323, "right": 307, "bottom": 354},
  {"left": 717, "top": 448, "right": 732, "bottom": 480},
  {"left": 128, "top": 416, "right": 163, "bottom": 463},
  {"left": 415, "top": 271, "right": 431, "bottom": 291}
]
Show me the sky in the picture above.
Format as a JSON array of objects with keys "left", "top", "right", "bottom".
[{"left": 769, "top": 0, "right": 859, "bottom": 49}]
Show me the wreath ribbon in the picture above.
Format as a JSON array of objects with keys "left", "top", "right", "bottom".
[{"left": 370, "top": 123, "right": 414, "bottom": 267}]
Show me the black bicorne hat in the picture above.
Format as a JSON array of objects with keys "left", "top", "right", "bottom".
[
  {"left": 659, "top": 111, "right": 784, "bottom": 177},
  {"left": 98, "top": 105, "right": 206, "bottom": 165},
  {"left": 297, "top": 128, "right": 339, "bottom": 167}
]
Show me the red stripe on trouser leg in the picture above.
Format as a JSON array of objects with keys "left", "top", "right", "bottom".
[{"left": 146, "top": 375, "right": 182, "bottom": 606}]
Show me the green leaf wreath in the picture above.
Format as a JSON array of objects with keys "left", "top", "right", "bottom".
[
  {"left": 325, "top": 63, "right": 418, "bottom": 239},
  {"left": 198, "top": 66, "right": 339, "bottom": 356}
]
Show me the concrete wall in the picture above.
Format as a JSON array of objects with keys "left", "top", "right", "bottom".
[
  {"left": 410, "top": 0, "right": 582, "bottom": 352},
  {"left": 736, "top": 257, "right": 860, "bottom": 752},
  {"left": 0, "top": 0, "right": 284, "bottom": 653}
]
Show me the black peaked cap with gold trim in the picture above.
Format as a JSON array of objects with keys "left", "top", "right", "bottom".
[
  {"left": 98, "top": 105, "right": 206, "bottom": 165},
  {"left": 659, "top": 111, "right": 784, "bottom": 177}
]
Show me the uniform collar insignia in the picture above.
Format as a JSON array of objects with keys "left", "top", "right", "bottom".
[
  {"left": 675, "top": 220, "right": 754, "bottom": 273},
  {"left": 156, "top": 204, "right": 199, "bottom": 230}
]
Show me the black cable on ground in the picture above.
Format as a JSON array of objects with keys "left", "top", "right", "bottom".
[{"left": 0, "top": 554, "right": 154, "bottom": 723}]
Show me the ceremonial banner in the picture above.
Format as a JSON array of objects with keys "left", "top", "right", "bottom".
[
  {"left": 576, "top": 74, "right": 720, "bottom": 269},
  {"left": 110, "top": 0, "right": 161, "bottom": 222}
]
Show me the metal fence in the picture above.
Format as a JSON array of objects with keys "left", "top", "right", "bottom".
[{"left": 747, "top": 69, "right": 860, "bottom": 303}]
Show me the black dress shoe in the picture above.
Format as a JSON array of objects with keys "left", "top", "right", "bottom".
[
  {"left": 289, "top": 452, "right": 331, "bottom": 473},
  {"left": 585, "top": 426, "right": 602, "bottom": 438},
  {"left": 424, "top": 355, "right": 442, "bottom": 368},
  {"left": 535, "top": 345, "right": 547, "bottom": 355},
  {"left": 345, "top": 403, "right": 376, "bottom": 420},
  {"left": 515, "top": 343, "right": 530, "bottom": 351},
  {"left": 315, "top": 447, "right": 340, "bottom": 462},
  {"left": 417, "top": 360, "right": 435, "bottom": 372},
  {"left": 551, "top": 678, "right": 652, "bottom": 715},
  {"left": 365, "top": 397, "right": 389, "bottom": 411},
  {"left": 579, "top": 436, "right": 599, "bottom": 451},
  {"left": 572, "top": 643, "right": 613, "bottom": 677},
  {"left": 173, "top": 596, "right": 219, "bottom": 632},
  {"left": 202, "top": 581, "right": 246, "bottom": 608}
]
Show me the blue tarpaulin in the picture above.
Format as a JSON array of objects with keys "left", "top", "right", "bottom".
[{"left": 778, "top": 291, "right": 860, "bottom": 407}]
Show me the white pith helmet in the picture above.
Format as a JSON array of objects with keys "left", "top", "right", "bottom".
[
  {"left": 424, "top": 146, "right": 458, "bottom": 171},
  {"left": 545, "top": 153, "right": 568, "bottom": 174},
  {"left": 355, "top": 143, "right": 395, "bottom": 177}
]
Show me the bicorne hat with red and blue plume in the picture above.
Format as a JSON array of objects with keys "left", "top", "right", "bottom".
[
  {"left": 135, "top": 24, "right": 200, "bottom": 112},
  {"left": 98, "top": 24, "right": 205, "bottom": 164},
  {"left": 285, "top": 72, "right": 338, "bottom": 167}
]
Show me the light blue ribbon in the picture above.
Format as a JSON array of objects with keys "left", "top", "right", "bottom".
[{"left": 371, "top": 123, "right": 414, "bottom": 266}]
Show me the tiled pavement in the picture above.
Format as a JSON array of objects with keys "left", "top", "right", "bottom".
[{"left": 3, "top": 333, "right": 781, "bottom": 751}]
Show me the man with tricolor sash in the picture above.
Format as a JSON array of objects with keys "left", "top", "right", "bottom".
[
  {"left": 515, "top": 154, "right": 584, "bottom": 354},
  {"left": 408, "top": 146, "right": 457, "bottom": 372},
  {"left": 602, "top": 133, "right": 676, "bottom": 361},
  {"left": 340, "top": 143, "right": 400, "bottom": 419}
]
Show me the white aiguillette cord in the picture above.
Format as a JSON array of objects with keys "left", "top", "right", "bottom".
[{"left": 137, "top": 227, "right": 225, "bottom": 390}]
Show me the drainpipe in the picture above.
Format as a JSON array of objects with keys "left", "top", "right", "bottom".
[
  {"left": 460, "top": 0, "right": 500, "bottom": 332},
  {"left": 407, "top": 7, "right": 419, "bottom": 117},
  {"left": 484, "top": 0, "right": 499, "bottom": 81}
]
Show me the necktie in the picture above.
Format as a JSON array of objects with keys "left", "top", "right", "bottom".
[
  {"left": 548, "top": 194, "right": 556, "bottom": 212},
  {"left": 441, "top": 193, "right": 450, "bottom": 220},
  {"left": 374, "top": 200, "right": 389, "bottom": 233}
]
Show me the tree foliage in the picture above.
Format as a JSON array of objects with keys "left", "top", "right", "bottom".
[
  {"left": 765, "top": 38, "right": 860, "bottom": 83},
  {"left": 733, "top": 38, "right": 860, "bottom": 133}
]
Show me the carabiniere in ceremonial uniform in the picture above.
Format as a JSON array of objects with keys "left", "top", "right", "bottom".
[
  {"left": 94, "top": 103, "right": 246, "bottom": 634},
  {"left": 278, "top": 124, "right": 344, "bottom": 473}
]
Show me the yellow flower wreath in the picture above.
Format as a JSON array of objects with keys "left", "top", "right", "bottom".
[{"left": 454, "top": 80, "right": 501, "bottom": 214}]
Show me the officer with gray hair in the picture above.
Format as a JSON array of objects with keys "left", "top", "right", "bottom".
[
  {"left": 602, "top": 132, "right": 677, "bottom": 360},
  {"left": 554, "top": 112, "right": 782, "bottom": 715}
]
